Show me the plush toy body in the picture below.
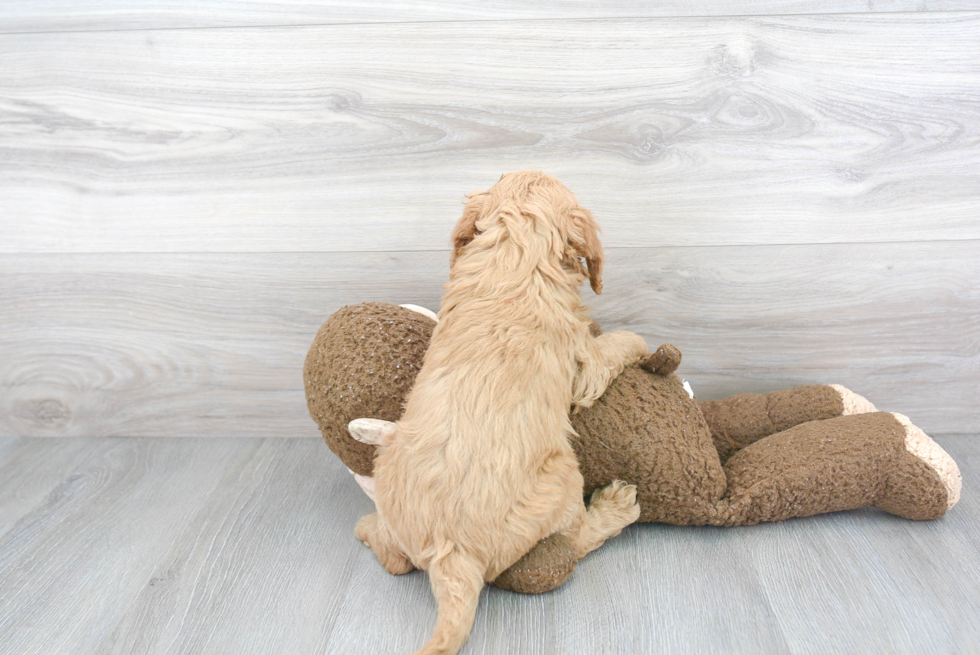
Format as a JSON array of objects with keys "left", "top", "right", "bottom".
[{"left": 305, "top": 302, "right": 961, "bottom": 594}]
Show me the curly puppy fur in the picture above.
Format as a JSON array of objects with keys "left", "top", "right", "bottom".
[{"left": 356, "top": 171, "right": 647, "bottom": 655}]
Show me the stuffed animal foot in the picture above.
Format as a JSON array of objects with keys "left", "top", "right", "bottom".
[
  {"left": 717, "top": 412, "right": 962, "bottom": 526},
  {"left": 874, "top": 413, "right": 962, "bottom": 518},
  {"left": 491, "top": 534, "right": 578, "bottom": 594}
]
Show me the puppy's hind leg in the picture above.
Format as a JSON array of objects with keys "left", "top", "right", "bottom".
[
  {"left": 562, "top": 480, "right": 641, "bottom": 559},
  {"left": 355, "top": 513, "right": 415, "bottom": 575}
]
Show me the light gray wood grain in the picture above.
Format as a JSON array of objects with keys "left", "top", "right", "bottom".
[
  {"left": 555, "top": 524, "right": 789, "bottom": 653},
  {"left": 2, "top": 1, "right": 975, "bottom": 34},
  {"left": 0, "top": 436, "right": 976, "bottom": 654},
  {"left": 0, "top": 438, "right": 98, "bottom": 538},
  {"left": 98, "top": 438, "right": 370, "bottom": 655},
  {"left": 0, "top": 438, "right": 256, "bottom": 654},
  {"left": 2, "top": 13, "right": 978, "bottom": 253},
  {"left": 1, "top": 240, "right": 976, "bottom": 438},
  {"left": 734, "top": 510, "right": 978, "bottom": 652},
  {"left": 599, "top": 242, "right": 980, "bottom": 432}
]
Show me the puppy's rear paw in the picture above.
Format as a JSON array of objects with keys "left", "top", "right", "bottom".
[
  {"left": 590, "top": 479, "right": 636, "bottom": 505},
  {"left": 355, "top": 513, "right": 415, "bottom": 575},
  {"left": 354, "top": 513, "right": 377, "bottom": 545},
  {"left": 589, "top": 480, "right": 641, "bottom": 526}
]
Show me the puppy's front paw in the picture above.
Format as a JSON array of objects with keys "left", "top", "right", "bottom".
[{"left": 619, "top": 331, "right": 649, "bottom": 364}]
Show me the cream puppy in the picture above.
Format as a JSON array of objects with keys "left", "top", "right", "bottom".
[{"left": 355, "top": 171, "right": 647, "bottom": 655}]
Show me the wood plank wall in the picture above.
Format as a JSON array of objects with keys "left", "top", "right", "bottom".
[{"left": 1, "top": 2, "right": 977, "bottom": 437}]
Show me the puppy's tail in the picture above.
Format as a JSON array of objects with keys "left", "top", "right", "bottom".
[{"left": 414, "top": 547, "right": 485, "bottom": 655}]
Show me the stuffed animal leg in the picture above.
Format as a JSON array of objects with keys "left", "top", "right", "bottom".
[
  {"left": 715, "top": 411, "right": 962, "bottom": 526},
  {"left": 699, "top": 385, "right": 878, "bottom": 462}
]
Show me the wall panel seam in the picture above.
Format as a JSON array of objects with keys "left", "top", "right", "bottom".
[{"left": 2, "top": 9, "right": 979, "bottom": 38}]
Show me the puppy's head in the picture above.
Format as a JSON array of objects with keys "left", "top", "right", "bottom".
[{"left": 450, "top": 171, "right": 604, "bottom": 294}]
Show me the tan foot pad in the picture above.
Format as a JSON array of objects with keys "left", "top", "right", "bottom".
[
  {"left": 892, "top": 413, "right": 962, "bottom": 509},
  {"left": 830, "top": 384, "right": 877, "bottom": 415}
]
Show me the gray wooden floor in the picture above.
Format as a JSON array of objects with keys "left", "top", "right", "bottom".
[{"left": 1, "top": 435, "right": 976, "bottom": 654}]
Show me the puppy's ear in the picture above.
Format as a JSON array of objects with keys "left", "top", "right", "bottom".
[
  {"left": 450, "top": 191, "right": 487, "bottom": 266},
  {"left": 571, "top": 207, "right": 604, "bottom": 294}
]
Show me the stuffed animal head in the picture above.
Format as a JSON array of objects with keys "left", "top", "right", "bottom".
[{"left": 303, "top": 302, "right": 435, "bottom": 477}]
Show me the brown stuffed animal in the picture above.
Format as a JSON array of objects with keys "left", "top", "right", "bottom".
[{"left": 304, "top": 302, "right": 962, "bottom": 594}]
